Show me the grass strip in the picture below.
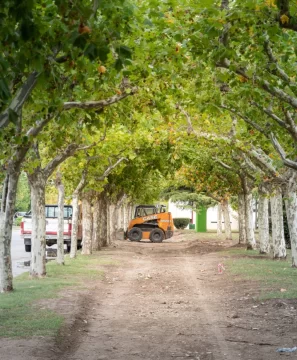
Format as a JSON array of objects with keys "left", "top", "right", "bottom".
[
  {"left": 0, "top": 254, "right": 109, "bottom": 338},
  {"left": 222, "top": 248, "right": 297, "bottom": 300}
]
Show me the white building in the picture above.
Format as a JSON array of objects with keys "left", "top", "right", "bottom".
[{"left": 168, "top": 200, "right": 239, "bottom": 231}]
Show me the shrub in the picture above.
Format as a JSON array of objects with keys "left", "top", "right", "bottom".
[
  {"left": 14, "top": 217, "right": 23, "bottom": 226},
  {"left": 173, "top": 218, "right": 190, "bottom": 229}
]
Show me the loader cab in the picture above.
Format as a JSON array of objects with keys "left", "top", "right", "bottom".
[{"left": 134, "top": 205, "right": 167, "bottom": 218}]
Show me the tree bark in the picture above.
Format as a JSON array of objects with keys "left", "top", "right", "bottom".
[
  {"left": 110, "top": 204, "right": 117, "bottom": 243},
  {"left": 222, "top": 199, "right": 232, "bottom": 240},
  {"left": 28, "top": 172, "right": 47, "bottom": 277},
  {"left": 0, "top": 169, "right": 20, "bottom": 292},
  {"left": 106, "top": 202, "right": 114, "bottom": 245},
  {"left": 245, "top": 191, "right": 256, "bottom": 250},
  {"left": 81, "top": 193, "right": 93, "bottom": 255},
  {"left": 270, "top": 187, "right": 286, "bottom": 259},
  {"left": 238, "top": 193, "right": 247, "bottom": 244},
  {"left": 92, "top": 194, "right": 101, "bottom": 251},
  {"left": 98, "top": 192, "right": 108, "bottom": 247},
  {"left": 56, "top": 174, "right": 65, "bottom": 265},
  {"left": 123, "top": 203, "right": 128, "bottom": 231},
  {"left": 217, "top": 203, "right": 223, "bottom": 237},
  {"left": 258, "top": 190, "right": 270, "bottom": 254},
  {"left": 0, "top": 175, "right": 9, "bottom": 213},
  {"left": 283, "top": 171, "right": 297, "bottom": 266},
  {"left": 70, "top": 169, "right": 87, "bottom": 258},
  {"left": 70, "top": 192, "right": 80, "bottom": 259}
]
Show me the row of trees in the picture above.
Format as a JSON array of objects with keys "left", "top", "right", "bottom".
[{"left": 1, "top": 0, "right": 297, "bottom": 293}]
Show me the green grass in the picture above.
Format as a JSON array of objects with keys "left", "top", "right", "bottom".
[
  {"left": 0, "top": 254, "right": 110, "bottom": 338},
  {"left": 223, "top": 248, "right": 297, "bottom": 300}
]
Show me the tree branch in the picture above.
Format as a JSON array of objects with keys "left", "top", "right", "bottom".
[
  {"left": 63, "top": 87, "right": 137, "bottom": 110},
  {"left": 251, "top": 101, "right": 288, "bottom": 129},
  {"left": 26, "top": 111, "right": 58, "bottom": 138},
  {"left": 264, "top": 40, "right": 292, "bottom": 85},
  {"left": 44, "top": 144, "right": 79, "bottom": 179},
  {"left": 0, "top": 71, "right": 39, "bottom": 129},
  {"left": 176, "top": 104, "right": 193, "bottom": 135},
  {"left": 220, "top": 104, "right": 267, "bottom": 135},
  {"left": 216, "top": 159, "right": 233, "bottom": 171},
  {"left": 96, "top": 157, "right": 127, "bottom": 181},
  {"left": 283, "top": 110, "right": 297, "bottom": 141},
  {"left": 270, "top": 133, "right": 297, "bottom": 171},
  {"left": 73, "top": 168, "right": 88, "bottom": 195},
  {"left": 248, "top": 147, "right": 279, "bottom": 177},
  {"left": 218, "top": 62, "right": 297, "bottom": 110}
]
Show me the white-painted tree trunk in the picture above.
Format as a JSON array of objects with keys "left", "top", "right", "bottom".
[
  {"left": 258, "top": 192, "right": 270, "bottom": 254},
  {"left": 28, "top": 174, "right": 47, "bottom": 277},
  {"left": 284, "top": 171, "right": 297, "bottom": 266},
  {"left": 70, "top": 193, "right": 79, "bottom": 259},
  {"left": 107, "top": 203, "right": 116, "bottom": 245},
  {"left": 284, "top": 192, "right": 297, "bottom": 266},
  {"left": 123, "top": 204, "right": 127, "bottom": 231},
  {"left": 92, "top": 194, "right": 101, "bottom": 251},
  {"left": 221, "top": 199, "right": 232, "bottom": 240},
  {"left": 81, "top": 194, "right": 93, "bottom": 255},
  {"left": 56, "top": 181, "right": 65, "bottom": 265},
  {"left": 238, "top": 194, "right": 246, "bottom": 244},
  {"left": 99, "top": 193, "right": 108, "bottom": 247},
  {"left": 270, "top": 188, "right": 286, "bottom": 259},
  {"left": 128, "top": 204, "right": 134, "bottom": 222},
  {"left": 0, "top": 171, "right": 19, "bottom": 292},
  {"left": 0, "top": 175, "right": 9, "bottom": 213},
  {"left": 244, "top": 192, "right": 256, "bottom": 250},
  {"left": 217, "top": 203, "right": 223, "bottom": 237},
  {"left": 70, "top": 170, "right": 87, "bottom": 258}
]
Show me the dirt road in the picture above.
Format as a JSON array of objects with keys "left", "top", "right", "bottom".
[{"left": 3, "top": 232, "right": 297, "bottom": 360}]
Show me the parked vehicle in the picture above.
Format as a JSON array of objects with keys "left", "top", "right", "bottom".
[
  {"left": 21, "top": 205, "right": 82, "bottom": 252},
  {"left": 14, "top": 211, "right": 27, "bottom": 219},
  {"left": 126, "top": 205, "right": 174, "bottom": 243}
]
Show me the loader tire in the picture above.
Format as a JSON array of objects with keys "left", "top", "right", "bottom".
[
  {"left": 128, "top": 227, "right": 142, "bottom": 242},
  {"left": 150, "top": 228, "right": 164, "bottom": 243}
]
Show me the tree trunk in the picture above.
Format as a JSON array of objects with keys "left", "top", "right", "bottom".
[
  {"left": 98, "top": 192, "right": 108, "bottom": 247},
  {"left": 284, "top": 171, "right": 297, "bottom": 266},
  {"left": 222, "top": 199, "right": 232, "bottom": 240},
  {"left": 92, "top": 194, "right": 101, "bottom": 251},
  {"left": 270, "top": 188, "right": 286, "bottom": 259},
  {"left": 245, "top": 191, "right": 256, "bottom": 250},
  {"left": 28, "top": 173, "right": 47, "bottom": 277},
  {"left": 81, "top": 193, "right": 93, "bottom": 255},
  {"left": 0, "top": 170, "right": 20, "bottom": 292},
  {"left": 106, "top": 202, "right": 115, "bottom": 245},
  {"left": 258, "top": 191, "right": 270, "bottom": 254},
  {"left": 70, "top": 169, "right": 87, "bottom": 258},
  {"left": 117, "top": 204, "right": 122, "bottom": 231},
  {"left": 111, "top": 204, "right": 117, "bottom": 243},
  {"left": 238, "top": 193, "right": 247, "bottom": 244},
  {"left": 0, "top": 175, "right": 9, "bottom": 213},
  {"left": 284, "top": 193, "right": 297, "bottom": 266},
  {"left": 123, "top": 203, "right": 127, "bottom": 231},
  {"left": 128, "top": 204, "right": 134, "bottom": 222},
  {"left": 56, "top": 178, "right": 65, "bottom": 265},
  {"left": 254, "top": 199, "right": 258, "bottom": 230},
  {"left": 217, "top": 203, "right": 223, "bottom": 237},
  {"left": 70, "top": 192, "right": 79, "bottom": 259}
]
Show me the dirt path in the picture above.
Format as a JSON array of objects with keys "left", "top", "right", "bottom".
[{"left": 2, "top": 232, "right": 297, "bottom": 360}]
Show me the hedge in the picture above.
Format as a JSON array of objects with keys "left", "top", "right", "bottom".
[{"left": 173, "top": 218, "right": 191, "bottom": 229}]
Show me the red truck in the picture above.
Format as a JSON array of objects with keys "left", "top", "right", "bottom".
[{"left": 20, "top": 205, "right": 82, "bottom": 253}]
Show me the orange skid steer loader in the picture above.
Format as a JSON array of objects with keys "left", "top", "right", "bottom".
[{"left": 126, "top": 205, "right": 174, "bottom": 243}]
